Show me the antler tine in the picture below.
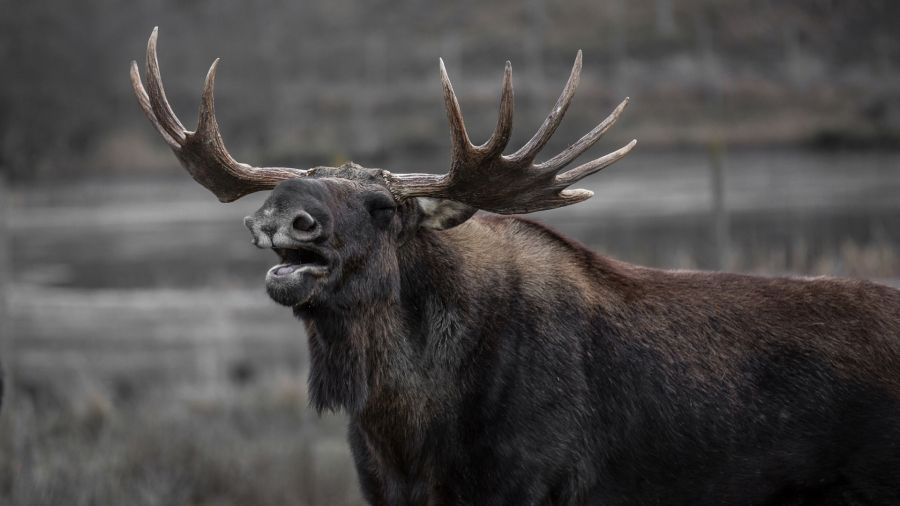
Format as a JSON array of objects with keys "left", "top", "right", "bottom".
[
  {"left": 536, "top": 97, "right": 630, "bottom": 173},
  {"left": 439, "top": 59, "right": 474, "bottom": 160},
  {"left": 476, "top": 61, "right": 514, "bottom": 158},
  {"left": 555, "top": 139, "right": 637, "bottom": 186},
  {"left": 130, "top": 61, "right": 180, "bottom": 150},
  {"left": 506, "top": 50, "right": 582, "bottom": 164},
  {"left": 196, "top": 58, "right": 222, "bottom": 136},
  {"left": 131, "top": 28, "right": 308, "bottom": 203},
  {"left": 184, "top": 57, "right": 269, "bottom": 195},
  {"left": 195, "top": 56, "right": 244, "bottom": 172},
  {"left": 145, "top": 27, "right": 187, "bottom": 144}
]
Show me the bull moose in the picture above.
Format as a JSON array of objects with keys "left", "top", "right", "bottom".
[{"left": 131, "top": 28, "right": 900, "bottom": 505}]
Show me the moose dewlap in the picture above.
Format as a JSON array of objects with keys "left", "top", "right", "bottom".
[{"left": 132, "top": 27, "right": 900, "bottom": 505}]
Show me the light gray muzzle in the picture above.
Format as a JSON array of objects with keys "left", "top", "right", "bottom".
[{"left": 244, "top": 209, "right": 323, "bottom": 249}]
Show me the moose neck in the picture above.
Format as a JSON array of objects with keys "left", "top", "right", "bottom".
[
  {"left": 297, "top": 224, "right": 475, "bottom": 416},
  {"left": 300, "top": 303, "right": 392, "bottom": 414},
  {"left": 296, "top": 215, "right": 629, "bottom": 418}
]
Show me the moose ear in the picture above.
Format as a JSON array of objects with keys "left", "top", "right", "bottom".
[{"left": 416, "top": 197, "right": 477, "bottom": 230}]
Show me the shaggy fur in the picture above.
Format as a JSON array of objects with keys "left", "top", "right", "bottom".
[{"left": 245, "top": 165, "right": 900, "bottom": 505}]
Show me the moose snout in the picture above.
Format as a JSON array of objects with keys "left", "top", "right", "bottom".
[{"left": 244, "top": 209, "right": 324, "bottom": 249}]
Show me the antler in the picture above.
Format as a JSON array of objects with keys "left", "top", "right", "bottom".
[
  {"left": 132, "top": 29, "right": 634, "bottom": 212},
  {"left": 385, "top": 51, "right": 636, "bottom": 214},
  {"left": 130, "top": 27, "right": 308, "bottom": 202}
]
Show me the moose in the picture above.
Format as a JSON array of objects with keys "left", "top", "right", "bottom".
[{"left": 131, "top": 29, "right": 900, "bottom": 505}]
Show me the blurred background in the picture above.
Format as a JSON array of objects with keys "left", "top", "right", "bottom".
[{"left": 1, "top": 0, "right": 898, "bottom": 504}]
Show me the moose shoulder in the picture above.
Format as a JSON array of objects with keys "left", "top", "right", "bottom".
[{"left": 132, "top": 28, "right": 900, "bottom": 505}]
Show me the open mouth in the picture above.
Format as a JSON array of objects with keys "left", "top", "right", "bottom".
[{"left": 269, "top": 247, "right": 330, "bottom": 277}]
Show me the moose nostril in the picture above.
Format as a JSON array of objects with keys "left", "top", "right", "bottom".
[{"left": 292, "top": 211, "right": 317, "bottom": 232}]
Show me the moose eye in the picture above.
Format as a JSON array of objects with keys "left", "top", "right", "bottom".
[
  {"left": 369, "top": 205, "right": 395, "bottom": 222},
  {"left": 366, "top": 194, "right": 397, "bottom": 225}
]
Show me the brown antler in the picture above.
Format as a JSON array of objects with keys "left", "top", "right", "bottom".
[
  {"left": 132, "top": 30, "right": 634, "bottom": 212},
  {"left": 130, "top": 27, "right": 308, "bottom": 202},
  {"left": 385, "top": 51, "right": 636, "bottom": 214}
]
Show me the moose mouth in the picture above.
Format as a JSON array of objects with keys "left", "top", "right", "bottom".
[
  {"left": 268, "top": 247, "right": 331, "bottom": 278},
  {"left": 264, "top": 246, "right": 332, "bottom": 307}
]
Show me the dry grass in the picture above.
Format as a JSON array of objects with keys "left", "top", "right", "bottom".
[
  {"left": 0, "top": 369, "right": 363, "bottom": 506},
  {"left": 729, "top": 238, "right": 900, "bottom": 279}
]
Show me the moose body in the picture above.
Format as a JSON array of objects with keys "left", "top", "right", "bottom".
[
  {"left": 292, "top": 197, "right": 900, "bottom": 505},
  {"left": 132, "top": 29, "right": 900, "bottom": 504}
]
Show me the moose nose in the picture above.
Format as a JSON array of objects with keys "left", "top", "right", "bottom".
[{"left": 291, "top": 211, "right": 317, "bottom": 232}]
